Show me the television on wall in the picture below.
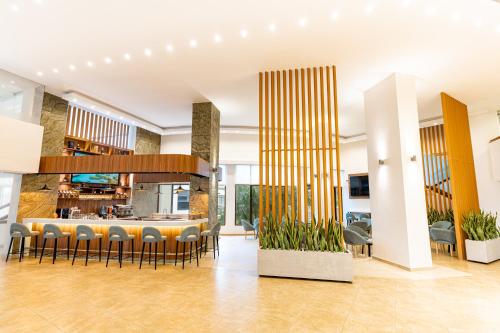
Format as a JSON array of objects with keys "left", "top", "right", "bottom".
[
  {"left": 349, "top": 174, "right": 369, "bottom": 198},
  {"left": 71, "top": 173, "right": 119, "bottom": 185}
]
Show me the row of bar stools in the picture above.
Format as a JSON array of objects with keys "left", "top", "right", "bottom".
[
  {"left": 6, "top": 223, "right": 39, "bottom": 262},
  {"left": 140, "top": 227, "right": 167, "bottom": 270},
  {"left": 106, "top": 226, "right": 135, "bottom": 268},
  {"left": 175, "top": 226, "right": 200, "bottom": 269},
  {"left": 72, "top": 225, "right": 103, "bottom": 266},
  {"left": 200, "top": 222, "right": 221, "bottom": 259},
  {"left": 39, "top": 224, "right": 71, "bottom": 264}
]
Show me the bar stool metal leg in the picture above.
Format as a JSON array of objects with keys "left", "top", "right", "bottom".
[
  {"left": 85, "top": 240, "right": 90, "bottom": 266},
  {"left": 99, "top": 238, "right": 102, "bottom": 262},
  {"left": 39, "top": 238, "right": 47, "bottom": 264},
  {"left": 154, "top": 242, "right": 158, "bottom": 270},
  {"left": 174, "top": 241, "right": 178, "bottom": 266},
  {"left": 72, "top": 239, "right": 80, "bottom": 265},
  {"left": 5, "top": 237, "right": 13, "bottom": 262},
  {"left": 213, "top": 236, "right": 216, "bottom": 259},
  {"left": 189, "top": 242, "right": 192, "bottom": 263},
  {"left": 119, "top": 242, "right": 123, "bottom": 268},
  {"left": 163, "top": 240, "right": 166, "bottom": 264},
  {"left": 131, "top": 239, "right": 134, "bottom": 263},
  {"left": 34, "top": 235, "right": 38, "bottom": 258},
  {"left": 205, "top": 236, "right": 208, "bottom": 256},
  {"left": 67, "top": 236, "right": 71, "bottom": 260},
  {"left": 199, "top": 236, "right": 203, "bottom": 259},
  {"left": 106, "top": 241, "right": 112, "bottom": 267},
  {"left": 139, "top": 242, "right": 145, "bottom": 269},
  {"left": 182, "top": 242, "right": 186, "bottom": 269},
  {"left": 19, "top": 237, "right": 25, "bottom": 262},
  {"left": 195, "top": 240, "right": 199, "bottom": 267},
  {"left": 216, "top": 236, "right": 220, "bottom": 257},
  {"left": 52, "top": 238, "right": 58, "bottom": 264}
]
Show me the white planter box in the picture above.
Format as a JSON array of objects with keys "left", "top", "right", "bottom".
[
  {"left": 258, "top": 249, "right": 353, "bottom": 282},
  {"left": 465, "top": 238, "right": 500, "bottom": 263}
]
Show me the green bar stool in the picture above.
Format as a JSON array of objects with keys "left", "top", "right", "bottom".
[
  {"left": 139, "top": 227, "right": 167, "bottom": 270},
  {"left": 6, "top": 223, "right": 39, "bottom": 262},
  {"left": 39, "top": 224, "right": 71, "bottom": 264},
  {"left": 72, "top": 225, "right": 103, "bottom": 266},
  {"left": 174, "top": 226, "right": 200, "bottom": 269}
]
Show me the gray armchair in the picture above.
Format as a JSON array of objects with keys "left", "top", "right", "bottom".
[
  {"left": 241, "top": 219, "right": 256, "bottom": 239},
  {"left": 350, "top": 219, "right": 371, "bottom": 234},
  {"left": 344, "top": 228, "right": 372, "bottom": 257},
  {"left": 429, "top": 221, "right": 455, "bottom": 255}
]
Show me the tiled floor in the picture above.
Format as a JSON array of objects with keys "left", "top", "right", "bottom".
[{"left": 0, "top": 237, "right": 499, "bottom": 333}]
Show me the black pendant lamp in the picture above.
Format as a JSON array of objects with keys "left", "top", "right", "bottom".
[
  {"left": 195, "top": 185, "right": 204, "bottom": 193},
  {"left": 174, "top": 185, "right": 185, "bottom": 194},
  {"left": 38, "top": 184, "right": 52, "bottom": 192}
]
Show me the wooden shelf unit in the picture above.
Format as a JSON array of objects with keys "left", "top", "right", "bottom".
[{"left": 63, "top": 135, "right": 134, "bottom": 156}]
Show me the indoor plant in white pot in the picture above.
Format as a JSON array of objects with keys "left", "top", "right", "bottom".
[
  {"left": 462, "top": 211, "right": 500, "bottom": 263},
  {"left": 258, "top": 215, "right": 353, "bottom": 282}
]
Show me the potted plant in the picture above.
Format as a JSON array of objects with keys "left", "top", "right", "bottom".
[
  {"left": 462, "top": 211, "right": 500, "bottom": 263},
  {"left": 258, "top": 215, "right": 353, "bottom": 282}
]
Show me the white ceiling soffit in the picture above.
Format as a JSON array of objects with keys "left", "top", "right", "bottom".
[{"left": 1, "top": 0, "right": 500, "bottom": 137}]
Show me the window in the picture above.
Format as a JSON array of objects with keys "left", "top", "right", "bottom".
[
  {"left": 158, "top": 184, "right": 190, "bottom": 214},
  {"left": 217, "top": 185, "right": 226, "bottom": 225}
]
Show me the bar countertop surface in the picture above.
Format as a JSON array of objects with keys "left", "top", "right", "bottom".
[{"left": 23, "top": 218, "right": 208, "bottom": 227}]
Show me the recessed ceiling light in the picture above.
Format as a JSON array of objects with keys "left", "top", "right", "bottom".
[
  {"left": 298, "top": 18, "right": 307, "bottom": 27},
  {"left": 36, "top": 71, "right": 43, "bottom": 77},
  {"left": 104, "top": 57, "right": 112, "bottom": 64},
  {"left": 496, "top": 25, "right": 500, "bottom": 33},
  {"left": 268, "top": 23, "right": 277, "bottom": 32},
  {"left": 240, "top": 29, "right": 248, "bottom": 38},
  {"left": 330, "top": 11, "right": 339, "bottom": 21},
  {"left": 364, "top": 4, "right": 374, "bottom": 14},
  {"left": 123, "top": 53, "right": 131, "bottom": 61},
  {"left": 214, "top": 34, "right": 222, "bottom": 43},
  {"left": 69, "top": 64, "right": 76, "bottom": 71},
  {"left": 105, "top": 111, "right": 110, "bottom": 115},
  {"left": 165, "top": 44, "right": 174, "bottom": 52},
  {"left": 33, "top": 0, "right": 43, "bottom": 3},
  {"left": 52, "top": 68, "right": 59, "bottom": 74},
  {"left": 401, "top": 0, "right": 412, "bottom": 7},
  {"left": 10, "top": 4, "right": 20, "bottom": 11},
  {"left": 144, "top": 48, "right": 152, "bottom": 57},
  {"left": 86, "top": 61, "right": 94, "bottom": 68},
  {"left": 72, "top": 98, "right": 77, "bottom": 102},
  {"left": 90, "top": 105, "right": 96, "bottom": 110},
  {"left": 189, "top": 39, "right": 197, "bottom": 48},
  {"left": 10, "top": 80, "right": 15, "bottom": 84},
  {"left": 119, "top": 116, "right": 124, "bottom": 120}
]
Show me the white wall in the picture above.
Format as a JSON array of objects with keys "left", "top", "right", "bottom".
[
  {"left": 365, "top": 73, "right": 432, "bottom": 269},
  {"left": 340, "top": 140, "right": 371, "bottom": 218},
  {"left": 469, "top": 111, "right": 500, "bottom": 219}
]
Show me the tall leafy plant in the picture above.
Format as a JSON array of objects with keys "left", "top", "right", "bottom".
[
  {"left": 427, "top": 208, "right": 454, "bottom": 225},
  {"left": 259, "top": 214, "right": 344, "bottom": 252},
  {"left": 462, "top": 211, "right": 499, "bottom": 241}
]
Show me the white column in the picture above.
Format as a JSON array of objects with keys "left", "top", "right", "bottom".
[{"left": 364, "top": 73, "right": 432, "bottom": 269}]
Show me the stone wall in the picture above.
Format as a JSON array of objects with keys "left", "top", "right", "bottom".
[
  {"left": 132, "top": 128, "right": 162, "bottom": 217},
  {"left": 189, "top": 102, "right": 220, "bottom": 225},
  {"left": 17, "top": 93, "right": 68, "bottom": 222}
]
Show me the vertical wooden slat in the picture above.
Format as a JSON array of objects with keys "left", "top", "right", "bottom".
[
  {"left": 265, "top": 72, "right": 270, "bottom": 216},
  {"left": 65, "top": 105, "right": 72, "bottom": 135},
  {"left": 283, "top": 71, "right": 288, "bottom": 219},
  {"left": 259, "top": 72, "right": 263, "bottom": 228},
  {"left": 326, "top": 67, "right": 336, "bottom": 220},
  {"left": 320, "top": 67, "right": 329, "bottom": 222},
  {"left": 97, "top": 115, "right": 103, "bottom": 143},
  {"left": 333, "top": 66, "right": 343, "bottom": 228},
  {"left": 277, "top": 72, "right": 282, "bottom": 223},
  {"left": 419, "top": 128, "right": 430, "bottom": 209},
  {"left": 425, "top": 128, "right": 436, "bottom": 210},
  {"left": 74, "top": 108, "right": 82, "bottom": 138},
  {"left": 435, "top": 125, "right": 446, "bottom": 210},
  {"left": 271, "top": 72, "right": 276, "bottom": 219},
  {"left": 313, "top": 67, "right": 322, "bottom": 225},
  {"left": 306, "top": 68, "right": 315, "bottom": 221},
  {"left": 430, "top": 126, "right": 442, "bottom": 211},
  {"left": 295, "top": 69, "right": 302, "bottom": 223},
  {"left": 89, "top": 113, "right": 95, "bottom": 142},
  {"left": 289, "top": 70, "right": 295, "bottom": 222},
  {"left": 125, "top": 125, "right": 129, "bottom": 149},
  {"left": 440, "top": 125, "right": 452, "bottom": 210},
  {"left": 295, "top": 69, "right": 309, "bottom": 223}
]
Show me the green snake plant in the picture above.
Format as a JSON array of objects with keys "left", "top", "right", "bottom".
[{"left": 462, "top": 211, "right": 499, "bottom": 241}]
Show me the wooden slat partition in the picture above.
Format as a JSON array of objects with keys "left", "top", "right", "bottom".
[
  {"left": 419, "top": 124, "right": 452, "bottom": 212},
  {"left": 441, "top": 93, "right": 480, "bottom": 260},
  {"left": 259, "top": 66, "right": 342, "bottom": 228},
  {"left": 66, "top": 105, "right": 130, "bottom": 150},
  {"left": 38, "top": 154, "right": 210, "bottom": 177}
]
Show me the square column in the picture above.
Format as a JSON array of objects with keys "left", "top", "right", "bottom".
[
  {"left": 364, "top": 74, "right": 432, "bottom": 269},
  {"left": 190, "top": 102, "right": 220, "bottom": 227}
]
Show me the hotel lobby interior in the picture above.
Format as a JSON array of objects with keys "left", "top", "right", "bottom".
[{"left": 1, "top": 0, "right": 500, "bottom": 332}]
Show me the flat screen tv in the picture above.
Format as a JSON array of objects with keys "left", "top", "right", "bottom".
[
  {"left": 71, "top": 173, "right": 119, "bottom": 185},
  {"left": 349, "top": 174, "right": 369, "bottom": 198}
]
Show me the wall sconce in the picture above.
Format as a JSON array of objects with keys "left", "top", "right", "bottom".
[
  {"left": 410, "top": 155, "right": 417, "bottom": 162},
  {"left": 378, "top": 159, "right": 386, "bottom": 165}
]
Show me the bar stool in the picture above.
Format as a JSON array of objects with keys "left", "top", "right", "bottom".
[
  {"left": 139, "top": 227, "right": 167, "bottom": 270},
  {"left": 175, "top": 226, "right": 200, "bottom": 269},
  {"left": 200, "top": 222, "right": 221, "bottom": 259},
  {"left": 106, "top": 226, "right": 135, "bottom": 268},
  {"left": 72, "top": 225, "right": 103, "bottom": 266},
  {"left": 39, "top": 224, "right": 71, "bottom": 264},
  {"left": 6, "top": 223, "right": 39, "bottom": 262}
]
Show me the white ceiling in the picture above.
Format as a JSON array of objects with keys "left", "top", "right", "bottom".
[{"left": 1, "top": 0, "right": 499, "bottom": 136}]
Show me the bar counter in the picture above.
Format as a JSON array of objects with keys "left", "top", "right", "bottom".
[{"left": 23, "top": 217, "right": 208, "bottom": 259}]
